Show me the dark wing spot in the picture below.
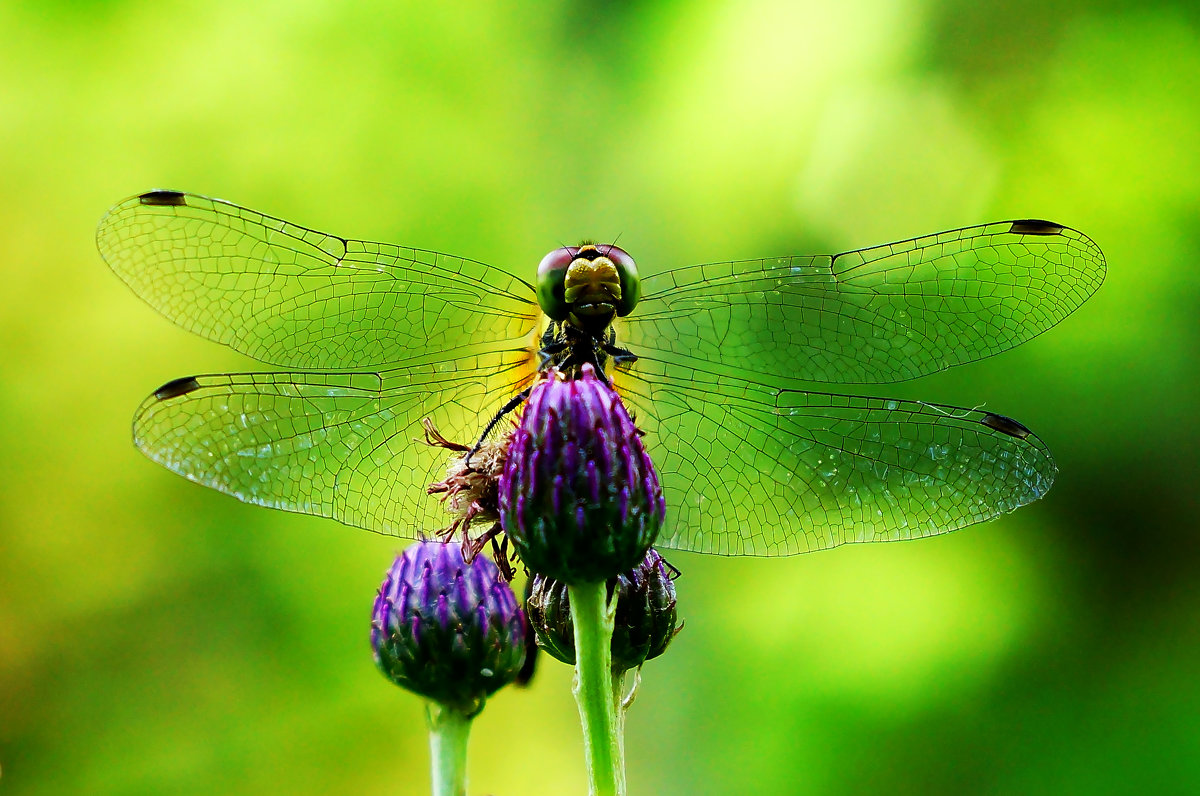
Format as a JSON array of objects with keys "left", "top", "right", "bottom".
[
  {"left": 1009, "top": 219, "right": 1064, "bottom": 236},
  {"left": 138, "top": 190, "right": 187, "bottom": 207},
  {"left": 154, "top": 376, "right": 202, "bottom": 400},
  {"left": 981, "top": 412, "right": 1032, "bottom": 439}
]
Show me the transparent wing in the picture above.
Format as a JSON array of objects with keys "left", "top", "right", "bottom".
[
  {"left": 97, "top": 190, "right": 539, "bottom": 370},
  {"left": 133, "top": 349, "right": 537, "bottom": 535},
  {"left": 617, "top": 362, "right": 1055, "bottom": 556},
  {"left": 623, "top": 220, "right": 1105, "bottom": 385}
]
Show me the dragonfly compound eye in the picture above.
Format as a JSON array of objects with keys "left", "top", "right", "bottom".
[
  {"left": 536, "top": 246, "right": 578, "bottom": 321},
  {"left": 602, "top": 244, "right": 640, "bottom": 317}
]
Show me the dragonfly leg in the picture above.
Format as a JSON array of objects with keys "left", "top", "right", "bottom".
[
  {"left": 457, "top": 521, "right": 515, "bottom": 581},
  {"left": 602, "top": 342, "right": 638, "bottom": 366},
  {"left": 488, "top": 529, "right": 515, "bottom": 582},
  {"left": 466, "top": 386, "right": 532, "bottom": 469},
  {"left": 538, "top": 341, "right": 567, "bottom": 370},
  {"left": 660, "top": 555, "right": 682, "bottom": 581}
]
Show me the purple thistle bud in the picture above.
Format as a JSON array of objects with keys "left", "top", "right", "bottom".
[
  {"left": 526, "top": 548, "right": 680, "bottom": 672},
  {"left": 499, "top": 364, "right": 665, "bottom": 584},
  {"left": 371, "top": 541, "right": 527, "bottom": 715}
]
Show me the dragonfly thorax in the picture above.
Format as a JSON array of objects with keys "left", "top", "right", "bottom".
[
  {"left": 535, "top": 319, "right": 638, "bottom": 388},
  {"left": 536, "top": 243, "right": 641, "bottom": 335}
]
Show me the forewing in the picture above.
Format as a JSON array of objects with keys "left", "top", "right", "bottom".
[
  {"left": 134, "top": 351, "right": 536, "bottom": 535},
  {"left": 624, "top": 220, "right": 1105, "bottom": 385},
  {"left": 617, "top": 363, "right": 1056, "bottom": 556},
  {"left": 97, "top": 190, "right": 539, "bottom": 370}
]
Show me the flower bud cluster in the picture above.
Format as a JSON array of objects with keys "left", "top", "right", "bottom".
[{"left": 527, "top": 548, "right": 680, "bottom": 672}]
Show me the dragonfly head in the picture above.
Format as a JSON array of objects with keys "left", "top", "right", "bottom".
[{"left": 537, "top": 243, "right": 641, "bottom": 333}]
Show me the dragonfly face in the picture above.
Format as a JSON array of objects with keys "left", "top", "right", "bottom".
[
  {"left": 535, "top": 243, "right": 641, "bottom": 335},
  {"left": 98, "top": 190, "right": 1105, "bottom": 556}
]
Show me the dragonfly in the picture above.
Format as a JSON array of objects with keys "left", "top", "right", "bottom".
[{"left": 97, "top": 190, "right": 1105, "bottom": 557}]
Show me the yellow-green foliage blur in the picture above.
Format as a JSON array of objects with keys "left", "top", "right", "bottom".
[{"left": 2, "top": 1, "right": 1197, "bottom": 794}]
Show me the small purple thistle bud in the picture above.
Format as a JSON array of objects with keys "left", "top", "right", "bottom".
[
  {"left": 371, "top": 540, "right": 527, "bottom": 715},
  {"left": 526, "top": 548, "right": 680, "bottom": 673},
  {"left": 499, "top": 364, "right": 665, "bottom": 584}
]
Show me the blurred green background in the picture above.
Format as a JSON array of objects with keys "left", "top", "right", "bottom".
[{"left": 2, "top": 0, "right": 1197, "bottom": 793}]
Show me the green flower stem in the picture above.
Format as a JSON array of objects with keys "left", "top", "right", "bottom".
[
  {"left": 568, "top": 580, "right": 624, "bottom": 796},
  {"left": 426, "top": 702, "right": 472, "bottom": 796}
]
